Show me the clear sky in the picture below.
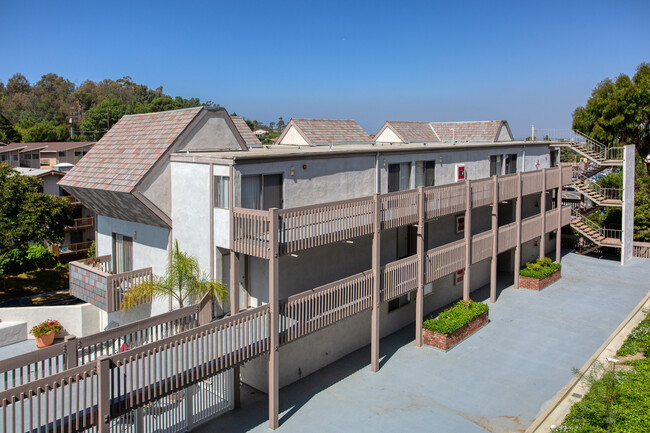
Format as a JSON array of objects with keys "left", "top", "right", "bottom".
[{"left": 2, "top": 0, "right": 649, "bottom": 138}]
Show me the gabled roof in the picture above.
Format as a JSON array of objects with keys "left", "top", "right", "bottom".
[
  {"left": 430, "top": 121, "right": 509, "bottom": 142},
  {"left": 277, "top": 118, "right": 372, "bottom": 146},
  {"left": 231, "top": 116, "right": 261, "bottom": 147},
  {"left": 375, "top": 120, "right": 512, "bottom": 143},
  {"left": 13, "top": 167, "right": 63, "bottom": 177},
  {"left": 0, "top": 141, "right": 94, "bottom": 154},
  {"left": 60, "top": 107, "right": 203, "bottom": 193}
]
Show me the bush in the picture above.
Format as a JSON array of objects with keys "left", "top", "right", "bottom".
[
  {"left": 520, "top": 257, "right": 561, "bottom": 279},
  {"left": 26, "top": 244, "right": 55, "bottom": 269},
  {"left": 1, "top": 246, "right": 29, "bottom": 275},
  {"left": 423, "top": 299, "right": 489, "bottom": 335},
  {"left": 617, "top": 313, "right": 650, "bottom": 357}
]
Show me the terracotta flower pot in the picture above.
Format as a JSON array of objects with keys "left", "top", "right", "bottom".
[{"left": 35, "top": 331, "right": 56, "bottom": 348}]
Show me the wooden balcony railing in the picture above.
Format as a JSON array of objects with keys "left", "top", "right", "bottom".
[
  {"left": 233, "top": 166, "right": 573, "bottom": 259},
  {"left": 61, "top": 195, "right": 81, "bottom": 206},
  {"left": 64, "top": 216, "right": 94, "bottom": 231},
  {"left": 381, "top": 255, "right": 418, "bottom": 302},
  {"left": 633, "top": 242, "right": 650, "bottom": 259},
  {"left": 52, "top": 240, "right": 94, "bottom": 256}
]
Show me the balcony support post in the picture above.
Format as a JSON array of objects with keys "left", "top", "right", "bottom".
[
  {"left": 371, "top": 194, "right": 381, "bottom": 372},
  {"left": 268, "top": 208, "right": 280, "bottom": 430},
  {"left": 463, "top": 180, "right": 472, "bottom": 301},
  {"left": 97, "top": 355, "right": 111, "bottom": 433},
  {"left": 415, "top": 187, "right": 425, "bottom": 347},
  {"left": 490, "top": 176, "right": 498, "bottom": 303},
  {"left": 514, "top": 171, "right": 522, "bottom": 289},
  {"left": 556, "top": 166, "right": 563, "bottom": 263},
  {"left": 228, "top": 164, "right": 241, "bottom": 409},
  {"left": 540, "top": 168, "right": 547, "bottom": 257}
]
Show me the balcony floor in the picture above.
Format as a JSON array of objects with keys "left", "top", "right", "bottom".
[{"left": 196, "top": 251, "right": 650, "bottom": 433}]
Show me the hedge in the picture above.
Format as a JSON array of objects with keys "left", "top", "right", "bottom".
[{"left": 423, "top": 299, "right": 489, "bottom": 335}]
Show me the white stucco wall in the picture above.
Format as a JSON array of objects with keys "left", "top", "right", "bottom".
[
  {"left": 0, "top": 303, "right": 101, "bottom": 338},
  {"left": 278, "top": 125, "right": 309, "bottom": 146},
  {"left": 621, "top": 144, "right": 635, "bottom": 265},
  {"left": 375, "top": 126, "right": 404, "bottom": 144}
]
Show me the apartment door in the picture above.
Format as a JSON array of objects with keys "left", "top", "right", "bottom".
[
  {"left": 388, "top": 163, "right": 410, "bottom": 192},
  {"left": 241, "top": 174, "right": 283, "bottom": 210},
  {"left": 112, "top": 233, "right": 133, "bottom": 274}
]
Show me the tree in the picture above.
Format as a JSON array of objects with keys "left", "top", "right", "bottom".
[
  {"left": 573, "top": 63, "right": 650, "bottom": 159},
  {"left": 276, "top": 117, "right": 286, "bottom": 132},
  {"left": 120, "top": 240, "right": 228, "bottom": 311},
  {"left": 0, "top": 163, "right": 72, "bottom": 268}
]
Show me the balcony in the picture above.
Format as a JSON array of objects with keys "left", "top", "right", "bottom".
[
  {"left": 64, "top": 216, "right": 94, "bottom": 231},
  {"left": 51, "top": 240, "right": 94, "bottom": 257},
  {"left": 69, "top": 255, "right": 153, "bottom": 312},
  {"left": 61, "top": 195, "right": 81, "bottom": 206},
  {"left": 232, "top": 165, "right": 573, "bottom": 259}
]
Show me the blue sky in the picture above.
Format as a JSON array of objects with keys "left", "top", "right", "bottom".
[{"left": 2, "top": 0, "right": 649, "bottom": 138}]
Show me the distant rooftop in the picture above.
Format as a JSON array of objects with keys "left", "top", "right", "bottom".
[
  {"left": 0, "top": 141, "right": 95, "bottom": 153},
  {"left": 376, "top": 120, "right": 513, "bottom": 143},
  {"left": 277, "top": 118, "right": 373, "bottom": 146}
]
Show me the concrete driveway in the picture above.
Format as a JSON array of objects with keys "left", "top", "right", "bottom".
[{"left": 196, "top": 252, "right": 650, "bottom": 433}]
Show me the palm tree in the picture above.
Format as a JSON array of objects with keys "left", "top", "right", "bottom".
[{"left": 120, "top": 240, "right": 228, "bottom": 311}]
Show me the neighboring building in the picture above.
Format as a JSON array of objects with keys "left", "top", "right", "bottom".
[
  {"left": 0, "top": 141, "right": 95, "bottom": 169},
  {"left": 59, "top": 106, "right": 575, "bottom": 429}
]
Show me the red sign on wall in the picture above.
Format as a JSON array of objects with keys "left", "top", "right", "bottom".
[
  {"left": 456, "top": 164, "right": 466, "bottom": 182},
  {"left": 456, "top": 215, "right": 465, "bottom": 233},
  {"left": 455, "top": 269, "right": 464, "bottom": 285}
]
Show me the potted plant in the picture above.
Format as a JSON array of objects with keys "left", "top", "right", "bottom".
[
  {"left": 423, "top": 299, "right": 489, "bottom": 351},
  {"left": 30, "top": 319, "right": 63, "bottom": 348},
  {"left": 519, "top": 257, "right": 562, "bottom": 290}
]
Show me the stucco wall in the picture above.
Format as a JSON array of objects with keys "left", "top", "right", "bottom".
[
  {"left": 621, "top": 144, "right": 635, "bottom": 265},
  {"left": 0, "top": 303, "right": 101, "bottom": 338}
]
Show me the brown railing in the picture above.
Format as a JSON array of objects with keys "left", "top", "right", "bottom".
[
  {"left": 380, "top": 190, "right": 418, "bottom": 230},
  {"left": 498, "top": 173, "right": 518, "bottom": 201},
  {"left": 471, "top": 178, "right": 494, "bottom": 208},
  {"left": 522, "top": 170, "right": 543, "bottom": 196},
  {"left": 424, "top": 183, "right": 466, "bottom": 219},
  {"left": 425, "top": 239, "right": 465, "bottom": 283},
  {"left": 546, "top": 169, "right": 560, "bottom": 190},
  {"left": 471, "top": 230, "right": 494, "bottom": 264},
  {"left": 278, "top": 196, "right": 374, "bottom": 255},
  {"left": 522, "top": 214, "right": 543, "bottom": 243},
  {"left": 633, "top": 242, "right": 650, "bottom": 259},
  {"left": 108, "top": 267, "right": 153, "bottom": 312},
  {"left": 545, "top": 208, "right": 560, "bottom": 232},
  {"left": 280, "top": 271, "right": 373, "bottom": 344},
  {"left": 232, "top": 208, "right": 270, "bottom": 259},
  {"left": 64, "top": 216, "right": 94, "bottom": 231},
  {"left": 381, "top": 255, "right": 418, "bottom": 302},
  {"left": 53, "top": 240, "right": 93, "bottom": 256},
  {"left": 497, "top": 222, "right": 517, "bottom": 253},
  {"left": 61, "top": 195, "right": 81, "bottom": 205}
]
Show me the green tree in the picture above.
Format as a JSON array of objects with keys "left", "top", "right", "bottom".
[
  {"left": 573, "top": 63, "right": 650, "bottom": 158},
  {"left": 81, "top": 98, "right": 132, "bottom": 139},
  {"left": 0, "top": 163, "right": 72, "bottom": 269},
  {"left": 120, "top": 240, "right": 228, "bottom": 311}
]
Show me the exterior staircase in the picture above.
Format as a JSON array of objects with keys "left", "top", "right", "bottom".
[
  {"left": 535, "top": 129, "right": 624, "bottom": 165},
  {"left": 572, "top": 176, "right": 622, "bottom": 207},
  {"left": 570, "top": 211, "right": 621, "bottom": 250}
]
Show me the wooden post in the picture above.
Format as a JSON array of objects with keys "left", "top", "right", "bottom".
[
  {"left": 490, "top": 176, "right": 498, "bottom": 303},
  {"left": 268, "top": 208, "right": 280, "bottom": 429},
  {"left": 514, "top": 171, "right": 522, "bottom": 289},
  {"left": 556, "top": 166, "right": 562, "bottom": 263},
  {"left": 371, "top": 194, "right": 381, "bottom": 372},
  {"left": 463, "top": 180, "right": 472, "bottom": 300},
  {"left": 540, "top": 168, "right": 547, "bottom": 257},
  {"left": 185, "top": 384, "right": 195, "bottom": 430},
  {"left": 64, "top": 335, "right": 78, "bottom": 369},
  {"left": 228, "top": 164, "right": 241, "bottom": 409},
  {"left": 415, "top": 187, "right": 425, "bottom": 347},
  {"left": 97, "top": 356, "right": 111, "bottom": 433}
]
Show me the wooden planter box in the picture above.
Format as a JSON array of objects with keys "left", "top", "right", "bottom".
[
  {"left": 423, "top": 311, "right": 489, "bottom": 351},
  {"left": 520, "top": 268, "right": 561, "bottom": 291}
]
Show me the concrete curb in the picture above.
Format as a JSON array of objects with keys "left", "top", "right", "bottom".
[{"left": 525, "top": 288, "right": 650, "bottom": 433}]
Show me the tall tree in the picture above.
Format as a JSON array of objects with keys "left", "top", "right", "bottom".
[
  {"left": 573, "top": 63, "right": 650, "bottom": 158},
  {"left": 0, "top": 163, "right": 72, "bottom": 267}
]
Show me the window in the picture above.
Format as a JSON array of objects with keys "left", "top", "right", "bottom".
[
  {"left": 32, "top": 153, "right": 39, "bottom": 160},
  {"left": 415, "top": 160, "right": 435, "bottom": 187},
  {"left": 550, "top": 150, "right": 559, "bottom": 168},
  {"left": 424, "top": 282, "right": 433, "bottom": 296},
  {"left": 214, "top": 176, "right": 230, "bottom": 209},
  {"left": 12, "top": 155, "right": 18, "bottom": 161},
  {"left": 388, "top": 162, "right": 410, "bottom": 192},
  {"left": 0, "top": 155, "right": 6, "bottom": 162},
  {"left": 388, "top": 293, "right": 411, "bottom": 312},
  {"left": 241, "top": 174, "right": 283, "bottom": 210},
  {"left": 490, "top": 155, "right": 503, "bottom": 176},
  {"left": 58, "top": 151, "right": 66, "bottom": 157},
  {"left": 112, "top": 234, "right": 133, "bottom": 274},
  {"left": 74, "top": 151, "right": 82, "bottom": 157},
  {"left": 505, "top": 154, "right": 517, "bottom": 174},
  {"left": 24, "top": 153, "right": 31, "bottom": 160}
]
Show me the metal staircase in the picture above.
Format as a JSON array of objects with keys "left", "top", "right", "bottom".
[
  {"left": 534, "top": 129, "right": 624, "bottom": 165},
  {"left": 572, "top": 169, "right": 622, "bottom": 207}
]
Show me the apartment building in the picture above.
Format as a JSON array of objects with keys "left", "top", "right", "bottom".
[
  {"left": 0, "top": 141, "right": 94, "bottom": 169},
  {"left": 54, "top": 106, "right": 577, "bottom": 430}
]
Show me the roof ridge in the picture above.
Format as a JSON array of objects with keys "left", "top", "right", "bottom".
[{"left": 121, "top": 106, "right": 210, "bottom": 118}]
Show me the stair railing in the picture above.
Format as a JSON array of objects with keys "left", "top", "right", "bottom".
[{"left": 571, "top": 168, "right": 622, "bottom": 202}]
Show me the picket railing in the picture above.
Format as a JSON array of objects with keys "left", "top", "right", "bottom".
[
  {"left": 108, "top": 267, "right": 153, "bottom": 312},
  {"left": 633, "top": 242, "right": 650, "bottom": 259},
  {"left": 522, "top": 214, "right": 543, "bottom": 243},
  {"left": 380, "top": 190, "right": 418, "bottom": 230},
  {"left": 381, "top": 255, "right": 418, "bottom": 302},
  {"left": 497, "top": 222, "right": 517, "bottom": 253},
  {"left": 425, "top": 239, "right": 466, "bottom": 283},
  {"left": 471, "top": 231, "right": 494, "bottom": 264},
  {"left": 424, "top": 183, "right": 466, "bottom": 219},
  {"left": 232, "top": 208, "right": 270, "bottom": 259}
]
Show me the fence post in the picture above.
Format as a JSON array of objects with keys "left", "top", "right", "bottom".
[
  {"left": 134, "top": 407, "right": 145, "bottom": 433},
  {"left": 97, "top": 355, "right": 111, "bottom": 433},
  {"left": 268, "top": 207, "right": 280, "bottom": 430},
  {"left": 490, "top": 176, "right": 498, "bottom": 303},
  {"left": 540, "top": 168, "right": 547, "bottom": 257},
  {"left": 371, "top": 194, "right": 381, "bottom": 372},
  {"left": 198, "top": 294, "right": 213, "bottom": 326},
  {"left": 463, "top": 180, "right": 472, "bottom": 300},
  {"left": 64, "top": 335, "right": 78, "bottom": 369},
  {"left": 185, "top": 384, "right": 195, "bottom": 430}
]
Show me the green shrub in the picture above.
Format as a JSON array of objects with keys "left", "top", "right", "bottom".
[
  {"left": 617, "top": 313, "right": 650, "bottom": 357},
  {"left": 1, "top": 246, "right": 29, "bottom": 275},
  {"left": 26, "top": 244, "right": 55, "bottom": 269},
  {"left": 520, "top": 257, "right": 561, "bottom": 279},
  {"left": 423, "top": 299, "right": 489, "bottom": 335}
]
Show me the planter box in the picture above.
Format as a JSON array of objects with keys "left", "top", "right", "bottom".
[
  {"left": 423, "top": 311, "right": 489, "bottom": 351},
  {"left": 520, "top": 268, "right": 561, "bottom": 291}
]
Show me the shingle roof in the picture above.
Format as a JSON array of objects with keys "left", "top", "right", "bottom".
[
  {"left": 430, "top": 121, "right": 504, "bottom": 142},
  {"left": 288, "top": 119, "right": 372, "bottom": 145},
  {"left": 231, "top": 116, "right": 261, "bottom": 147},
  {"left": 60, "top": 107, "right": 202, "bottom": 193},
  {"left": 383, "top": 121, "right": 441, "bottom": 143},
  {"left": 0, "top": 141, "right": 94, "bottom": 153}
]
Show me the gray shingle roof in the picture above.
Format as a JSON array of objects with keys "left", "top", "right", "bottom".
[
  {"left": 285, "top": 119, "right": 372, "bottom": 145},
  {"left": 382, "top": 121, "right": 441, "bottom": 143},
  {"left": 230, "top": 116, "right": 261, "bottom": 147},
  {"left": 60, "top": 107, "right": 202, "bottom": 192},
  {"left": 430, "top": 121, "right": 505, "bottom": 142}
]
